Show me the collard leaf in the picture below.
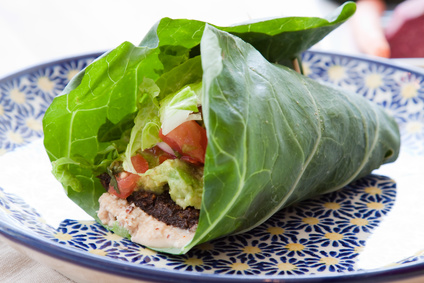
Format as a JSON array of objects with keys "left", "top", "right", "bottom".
[
  {"left": 43, "top": 42, "right": 158, "bottom": 215},
  {"left": 41, "top": 3, "right": 400, "bottom": 255},
  {"left": 140, "top": 2, "right": 356, "bottom": 67},
  {"left": 174, "top": 25, "right": 399, "bottom": 253}
]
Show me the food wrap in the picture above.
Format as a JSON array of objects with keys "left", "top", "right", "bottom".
[{"left": 42, "top": 2, "right": 400, "bottom": 254}]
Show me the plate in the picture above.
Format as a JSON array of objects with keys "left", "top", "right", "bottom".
[{"left": 0, "top": 51, "right": 423, "bottom": 282}]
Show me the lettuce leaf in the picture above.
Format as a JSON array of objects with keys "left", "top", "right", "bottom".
[
  {"left": 40, "top": 2, "right": 398, "bottom": 255},
  {"left": 122, "top": 78, "right": 161, "bottom": 173},
  {"left": 159, "top": 82, "right": 202, "bottom": 135}
]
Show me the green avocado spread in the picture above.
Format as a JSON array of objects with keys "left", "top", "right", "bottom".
[{"left": 135, "top": 159, "right": 203, "bottom": 209}]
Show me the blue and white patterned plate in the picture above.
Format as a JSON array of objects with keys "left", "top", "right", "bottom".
[{"left": 0, "top": 51, "right": 423, "bottom": 282}]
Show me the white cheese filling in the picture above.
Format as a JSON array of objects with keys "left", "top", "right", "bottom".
[{"left": 97, "top": 192, "right": 196, "bottom": 249}]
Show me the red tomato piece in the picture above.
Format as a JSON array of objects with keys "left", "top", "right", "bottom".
[
  {"left": 144, "top": 145, "right": 176, "bottom": 164},
  {"left": 159, "top": 120, "right": 207, "bottom": 164},
  {"left": 131, "top": 154, "right": 149, "bottom": 173},
  {"left": 158, "top": 153, "right": 174, "bottom": 164},
  {"left": 108, "top": 172, "right": 139, "bottom": 199}
]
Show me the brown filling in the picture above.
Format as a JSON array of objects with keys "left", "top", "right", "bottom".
[
  {"left": 97, "top": 173, "right": 111, "bottom": 190},
  {"left": 97, "top": 173, "right": 199, "bottom": 230},
  {"left": 127, "top": 189, "right": 199, "bottom": 230}
]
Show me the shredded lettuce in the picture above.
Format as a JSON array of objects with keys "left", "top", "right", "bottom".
[
  {"left": 159, "top": 82, "right": 202, "bottom": 135},
  {"left": 122, "top": 80, "right": 203, "bottom": 172}
]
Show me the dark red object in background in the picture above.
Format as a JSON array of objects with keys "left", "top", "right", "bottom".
[{"left": 385, "top": 0, "right": 424, "bottom": 58}]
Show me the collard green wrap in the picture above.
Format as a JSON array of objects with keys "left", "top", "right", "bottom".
[{"left": 43, "top": 2, "right": 400, "bottom": 254}]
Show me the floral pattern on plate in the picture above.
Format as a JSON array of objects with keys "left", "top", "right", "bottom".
[
  {"left": 0, "top": 51, "right": 423, "bottom": 278},
  {"left": 0, "top": 175, "right": 402, "bottom": 275},
  {"left": 0, "top": 56, "right": 95, "bottom": 153}
]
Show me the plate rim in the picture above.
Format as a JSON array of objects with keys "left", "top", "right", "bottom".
[
  {"left": 2, "top": 214, "right": 424, "bottom": 283},
  {"left": 309, "top": 49, "right": 424, "bottom": 76},
  {"left": 1, "top": 50, "right": 424, "bottom": 282},
  {"left": 0, "top": 51, "right": 104, "bottom": 82}
]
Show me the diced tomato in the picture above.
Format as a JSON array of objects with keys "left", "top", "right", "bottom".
[
  {"left": 155, "top": 146, "right": 175, "bottom": 164},
  {"left": 180, "top": 155, "right": 202, "bottom": 164},
  {"left": 158, "top": 151, "right": 174, "bottom": 164},
  {"left": 159, "top": 120, "right": 207, "bottom": 164},
  {"left": 108, "top": 172, "right": 139, "bottom": 199},
  {"left": 144, "top": 145, "right": 176, "bottom": 165},
  {"left": 131, "top": 154, "right": 149, "bottom": 173}
]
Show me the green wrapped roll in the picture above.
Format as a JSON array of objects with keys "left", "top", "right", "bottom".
[{"left": 43, "top": 2, "right": 400, "bottom": 255}]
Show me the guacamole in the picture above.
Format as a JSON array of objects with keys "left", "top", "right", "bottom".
[{"left": 135, "top": 159, "right": 203, "bottom": 209}]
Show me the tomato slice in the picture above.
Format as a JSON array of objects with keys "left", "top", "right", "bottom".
[
  {"left": 159, "top": 120, "right": 207, "bottom": 164},
  {"left": 131, "top": 154, "right": 149, "bottom": 173},
  {"left": 108, "top": 172, "right": 139, "bottom": 199}
]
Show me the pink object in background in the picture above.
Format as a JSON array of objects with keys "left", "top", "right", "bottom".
[{"left": 385, "top": 0, "right": 424, "bottom": 58}]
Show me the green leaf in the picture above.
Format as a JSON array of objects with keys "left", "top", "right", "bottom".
[
  {"left": 122, "top": 78, "right": 162, "bottom": 173},
  {"left": 177, "top": 24, "right": 399, "bottom": 253},
  {"left": 155, "top": 56, "right": 203, "bottom": 99},
  {"left": 223, "top": 1, "right": 356, "bottom": 65},
  {"left": 140, "top": 2, "right": 356, "bottom": 68},
  {"left": 43, "top": 41, "right": 158, "bottom": 214}
]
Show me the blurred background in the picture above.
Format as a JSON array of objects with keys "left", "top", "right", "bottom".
[{"left": 1, "top": 0, "right": 423, "bottom": 79}]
